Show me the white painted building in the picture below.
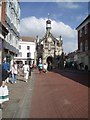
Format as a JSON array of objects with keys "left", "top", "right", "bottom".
[{"left": 14, "top": 36, "right": 36, "bottom": 66}]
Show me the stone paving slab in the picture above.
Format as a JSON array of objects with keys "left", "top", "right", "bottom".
[
  {"left": 2, "top": 70, "right": 36, "bottom": 118},
  {"left": 30, "top": 69, "right": 88, "bottom": 118},
  {"left": 1, "top": 69, "right": 88, "bottom": 119}
]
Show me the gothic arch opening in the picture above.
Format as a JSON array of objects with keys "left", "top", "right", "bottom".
[
  {"left": 47, "top": 56, "right": 53, "bottom": 63},
  {"left": 47, "top": 56, "right": 53, "bottom": 70}
]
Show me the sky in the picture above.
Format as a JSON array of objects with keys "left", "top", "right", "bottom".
[{"left": 20, "top": 1, "right": 89, "bottom": 54}]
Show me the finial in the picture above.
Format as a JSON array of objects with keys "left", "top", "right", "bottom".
[{"left": 48, "top": 13, "right": 50, "bottom": 20}]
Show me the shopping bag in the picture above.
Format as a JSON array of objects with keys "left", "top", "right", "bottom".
[
  {"left": 0, "top": 85, "right": 9, "bottom": 103},
  {"left": 0, "top": 87, "right": 3, "bottom": 104}
]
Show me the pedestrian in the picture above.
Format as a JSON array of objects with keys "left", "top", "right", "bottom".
[
  {"left": 29, "top": 64, "right": 32, "bottom": 76},
  {"left": 2, "top": 57, "right": 10, "bottom": 85},
  {"left": 38, "top": 62, "right": 43, "bottom": 73},
  {"left": 23, "top": 61, "right": 29, "bottom": 82},
  {"left": 0, "top": 83, "right": 9, "bottom": 109},
  {"left": 85, "top": 65, "right": 88, "bottom": 71},
  {"left": 14, "top": 62, "right": 18, "bottom": 75},
  {"left": 43, "top": 63, "right": 48, "bottom": 73},
  {"left": 10, "top": 62, "right": 17, "bottom": 83}
]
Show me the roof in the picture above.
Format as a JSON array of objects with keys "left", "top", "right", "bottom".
[
  {"left": 39, "top": 32, "right": 60, "bottom": 44},
  {"left": 20, "top": 36, "right": 35, "bottom": 42}
]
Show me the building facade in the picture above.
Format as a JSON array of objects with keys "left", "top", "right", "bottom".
[
  {"left": 76, "top": 15, "right": 90, "bottom": 70},
  {"left": 14, "top": 36, "right": 36, "bottom": 66},
  {"left": 0, "top": 16, "right": 8, "bottom": 82},
  {"left": 0, "top": 0, "right": 20, "bottom": 65},
  {"left": 35, "top": 17, "right": 63, "bottom": 69}
]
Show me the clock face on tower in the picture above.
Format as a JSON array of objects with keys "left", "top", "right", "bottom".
[{"left": 47, "top": 37, "right": 52, "bottom": 43}]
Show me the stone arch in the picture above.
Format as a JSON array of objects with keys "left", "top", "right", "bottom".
[
  {"left": 46, "top": 56, "right": 54, "bottom": 70},
  {"left": 47, "top": 56, "right": 53, "bottom": 63}
]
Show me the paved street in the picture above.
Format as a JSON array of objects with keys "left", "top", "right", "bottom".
[
  {"left": 2, "top": 70, "right": 36, "bottom": 118},
  {"left": 2, "top": 69, "right": 88, "bottom": 119},
  {"left": 30, "top": 69, "right": 88, "bottom": 118}
]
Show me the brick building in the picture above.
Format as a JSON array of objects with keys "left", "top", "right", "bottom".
[{"left": 76, "top": 14, "right": 90, "bottom": 70}]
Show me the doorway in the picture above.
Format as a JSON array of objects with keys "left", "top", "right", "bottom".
[{"left": 47, "top": 56, "right": 53, "bottom": 70}]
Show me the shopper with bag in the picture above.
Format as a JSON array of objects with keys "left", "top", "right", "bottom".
[{"left": 0, "top": 84, "right": 9, "bottom": 109}]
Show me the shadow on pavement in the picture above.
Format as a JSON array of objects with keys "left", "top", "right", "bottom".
[{"left": 52, "top": 69, "right": 89, "bottom": 87}]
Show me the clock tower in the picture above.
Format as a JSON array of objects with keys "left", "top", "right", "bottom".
[
  {"left": 46, "top": 14, "right": 51, "bottom": 35},
  {"left": 36, "top": 14, "right": 63, "bottom": 69}
]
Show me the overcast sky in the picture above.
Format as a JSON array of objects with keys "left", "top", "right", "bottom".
[{"left": 20, "top": 1, "right": 89, "bottom": 54}]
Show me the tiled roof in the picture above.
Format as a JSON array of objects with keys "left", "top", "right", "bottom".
[{"left": 20, "top": 36, "right": 35, "bottom": 42}]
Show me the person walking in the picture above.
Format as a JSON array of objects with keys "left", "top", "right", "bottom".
[
  {"left": 23, "top": 61, "right": 29, "bottom": 82},
  {"left": 10, "top": 62, "right": 17, "bottom": 83},
  {"left": 2, "top": 57, "right": 10, "bottom": 84},
  {"left": 38, "top": 62, "right": 43, "bottom": 73},
  {"left": 43, "top": 63, "right": 48, "bottom": 73}
]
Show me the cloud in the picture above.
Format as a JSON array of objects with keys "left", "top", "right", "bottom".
[
  {"left": 64, "top": 2, "right": 80, "bottom": 9},
  {"left": 76, "top": 13, "right": 88, "bottom": 22},
  {"left": 56, "top": 2, "right": 80, "bottom": 9},
  {"left": 52, "top": 13, "right": 63, "bottom": 20},
  {"left": 20, "top": 16, "right": 77, "bottom": 53}
]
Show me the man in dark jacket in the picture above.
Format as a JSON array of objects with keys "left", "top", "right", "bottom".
[{"left": 2, "top": 57, "right": 10, "bottom": 84}]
